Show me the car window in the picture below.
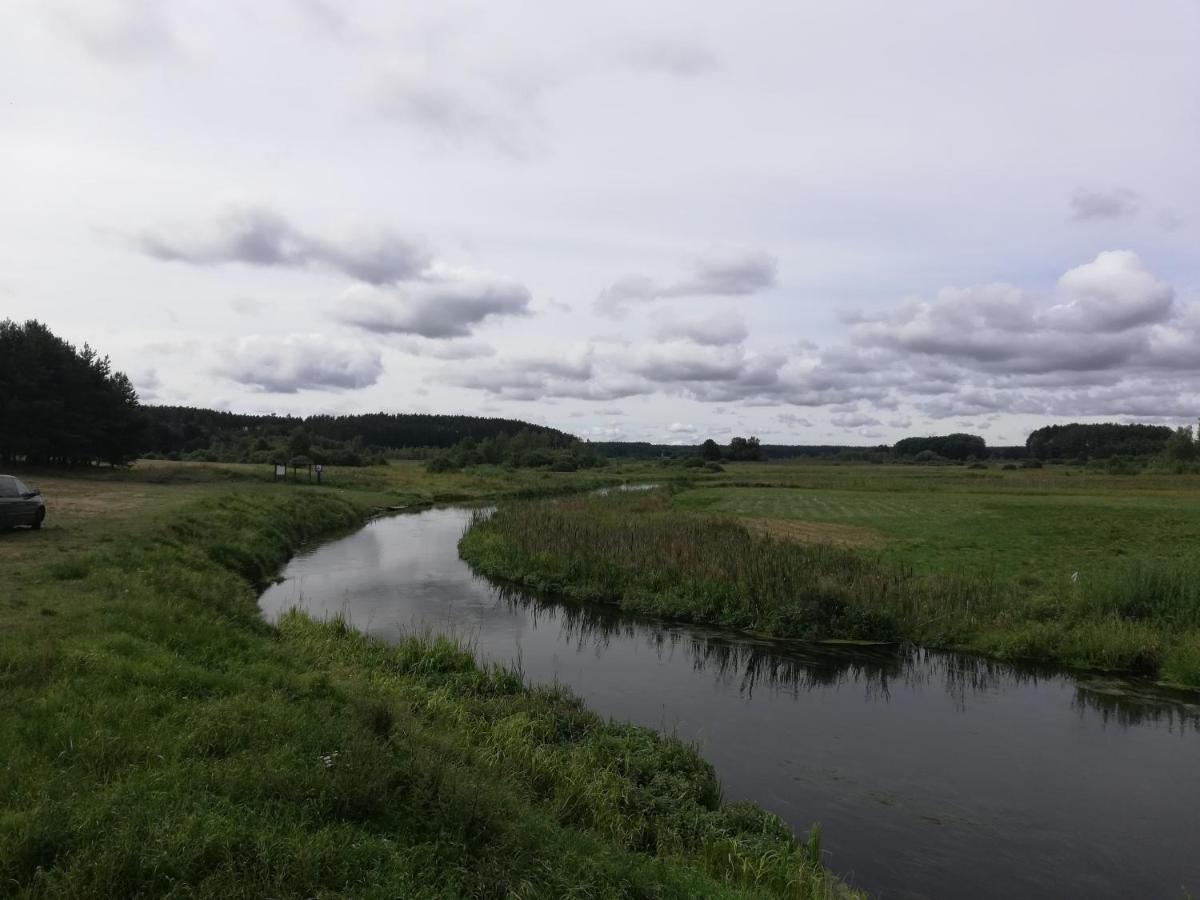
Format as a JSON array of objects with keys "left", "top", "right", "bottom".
[
  {"left": 13, "top": 478, "right": 30, "bottom": 495},
  {"left": 0, "top": 477, "right": 18, "bottom": 499}
]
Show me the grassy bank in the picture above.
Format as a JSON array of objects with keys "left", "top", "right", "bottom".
[
  {"left": 459, "top": 489, "right": 1200, "bottom": 687},
  {"left": 1, "top": 469, "right": 858, "bottom": 898}
]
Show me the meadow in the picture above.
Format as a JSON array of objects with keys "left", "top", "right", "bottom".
[
  {"left": 460, "top": 462, "right": 1200, "bottom": 687},
  {"left": 0, "top": 460, "right": 854, "bottom": 899}
]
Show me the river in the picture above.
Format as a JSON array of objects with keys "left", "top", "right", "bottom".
[{"left": 258, "top": 506, "right": 1200, "bottom": 899}]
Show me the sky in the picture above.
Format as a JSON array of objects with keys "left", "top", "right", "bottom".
[{"left": 2, "top": 1, "right": 1198, "bottom": 446}]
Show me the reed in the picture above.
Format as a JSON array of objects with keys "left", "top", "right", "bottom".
[{"left": 460, "top": 490, "right": 1200, "bottom": 686}]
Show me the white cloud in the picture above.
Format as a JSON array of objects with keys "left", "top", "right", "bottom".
[{"left": 215, "top": 334, "right": 383, "bottom": 393}]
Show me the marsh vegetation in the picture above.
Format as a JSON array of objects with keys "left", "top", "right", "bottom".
[{"left": 461, "top": 471, "right": 1200, "bottom": 686}]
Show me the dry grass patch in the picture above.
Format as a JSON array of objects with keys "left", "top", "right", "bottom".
[{"left": 744, "top": 517, "right": 885, "bottom": 549}]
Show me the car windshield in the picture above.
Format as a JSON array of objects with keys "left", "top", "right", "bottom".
[
  {"left": 0, "top": 477, "right": 18, "bottom": 499},
  {"left": 13, "top": 478, "right": 31, "bottom": 495}
]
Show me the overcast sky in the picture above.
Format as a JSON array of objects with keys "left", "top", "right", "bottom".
[{"left": 3, "top": 1, "right": 1198, "bottom": 445}]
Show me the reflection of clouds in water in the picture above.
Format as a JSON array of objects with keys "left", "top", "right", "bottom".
[{"left": 490, "top": 581, "right": 1200, "bottom": 728}]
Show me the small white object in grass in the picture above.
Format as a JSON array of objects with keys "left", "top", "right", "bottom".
[{"left": 1071, "top": 571, "right": 1079, "bottom": 583}]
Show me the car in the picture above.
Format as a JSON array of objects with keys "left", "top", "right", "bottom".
[{"left": 0, "top": 475, "right": 46, "bottom": 530}]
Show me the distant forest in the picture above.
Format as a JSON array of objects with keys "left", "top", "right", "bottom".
[
  {"left": 1025, "top": 423, "right": 1173, "bottom": 460},
  {"left": 143, "top": 406, "right": 576, "bottom": 467}
]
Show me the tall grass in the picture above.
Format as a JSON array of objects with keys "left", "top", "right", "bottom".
[
  {"left": 1, "top": 483, "right": 860, "bottom": 898},
  {"left": 460, "top": 490, "right": 1200, "bottom": 687}
]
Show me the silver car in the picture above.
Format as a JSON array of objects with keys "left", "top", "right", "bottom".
[{"left": 0, "top": 475, "right": 45, "bottom": 530}]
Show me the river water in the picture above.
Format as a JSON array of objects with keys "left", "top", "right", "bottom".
[{"left": 259, "top": 506, "right": 1200, "bottom": 899}]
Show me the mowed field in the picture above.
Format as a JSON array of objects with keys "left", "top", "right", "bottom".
[{"left": 673, "top": 464, "right": 1200, "bottom": 590}]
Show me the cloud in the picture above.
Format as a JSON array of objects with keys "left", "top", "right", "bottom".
[
  {"left": 778, "top": 413, "right": 814, "bottom": 428},
  {"left": 596, "top": 250, "right": 777, "bottom": 316},
  {"left": 46, "top": 0, "right": 177, "bottom": 64},
  {"left": 850, "top": 252, "right": 1172, "bottom": 375},
  {"left": 621, "top": 37, "right": 720, "bottom": 76},
  {"left": 139, "top": 207, "right": 430, "bottom": 285},
  {"left": 375, "top": 61, "right": 550, "bottom": 158},
  {"left": 229, "top": 297, "right": 271, "bottom": 317},
  {"left": 393, "top": 336, "right": 496, "bottom": 360},
  {"left": 335, "top": 274, "right": 532, "bottom": 338},
  {"left": 1156, "top": 208, "right": 1186, "bottom": 231},
  {"left": 653, "top": 311, "right": 748, "bottom": 346},
  {"left": 1069, "top": 187, "right": 1140, "bottom": 221},
  {"left": 215, "top": 334, "right": 383, "bottom": 393},
  {"left": 830, "top": 412, "right": 882, "bottom": 428},
  {"left": 1049, "top": 250, "right": 1174, "bottom": 331},
  {"left": 441, "top": 252, "right": 1194, "bottom": 427}
]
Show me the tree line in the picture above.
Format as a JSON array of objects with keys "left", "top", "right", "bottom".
[
  {"left": 0, "top": 320, "right": 145, "bottom": 466},
  {"left": 144, "top": 406, "right": 575, "bottom": 467},
  {"left": 1025, "top": 423, "right": 1173, "bottom": 460},
  {"left": 425, "top": 431, "right": 606, "bottom": 473}
]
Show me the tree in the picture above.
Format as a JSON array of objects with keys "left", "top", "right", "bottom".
[
  {"left": 1164, "top": 426, "right": 1197, "bottom": 462},
  {"left": 894, "top": 433, "right": 986, "bottom": 461},
  {"left": 700, "top": 438, "right": 722, "bottom": 461},
  {"left": 0, "top": 319, "right": 145, "bottom": 466},
  {"left": 727, "top": 436, "right": 763, "bottom": 461}
]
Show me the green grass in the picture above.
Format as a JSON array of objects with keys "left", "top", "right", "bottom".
[
  {"left": 674, "top": 483, "right": 1200, "bottom": 586},
  {"left": 0, "top": 466, "right": 858, "bottom": 899},
  {"left": 460, "top": 486, "right": 1200, "bottom": 688}
]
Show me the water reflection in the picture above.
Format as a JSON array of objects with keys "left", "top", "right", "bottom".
[
  {"left": 490, "top": 580, "right": 1200, "bottom": 731},
  {"left": 260, "top": 506, "right": 1200, "bottom": 900}
]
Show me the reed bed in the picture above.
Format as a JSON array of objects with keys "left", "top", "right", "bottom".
[{"left": 460, "top": 490, "right": 1200, "bottom": 686}]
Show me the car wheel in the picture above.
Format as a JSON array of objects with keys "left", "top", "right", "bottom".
[{"left": 31, "top": 509, "right": 45, "bottom": 530}]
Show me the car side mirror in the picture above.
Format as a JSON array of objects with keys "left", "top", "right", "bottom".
[{"left": 22, "top": 490, "right": 39, "bottom": 499}]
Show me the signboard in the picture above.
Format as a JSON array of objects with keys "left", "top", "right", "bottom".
[{"left": 275, "top": 464, "right": 286, "bottom": 477}]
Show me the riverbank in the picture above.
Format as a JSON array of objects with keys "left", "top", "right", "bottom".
[
  {"left": 459, "top": 488, "right": 1200, "bottom": 688},
  {"left": 0, "top": 467, "right": 859, "bottom": 898}
]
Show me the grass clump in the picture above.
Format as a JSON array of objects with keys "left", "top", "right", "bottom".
[
  {"left": 460, "top": 490, "right": 1200, "bottom": 686},
  {"left": 1, "top": 478, "right": 859, "bottom": 899}
]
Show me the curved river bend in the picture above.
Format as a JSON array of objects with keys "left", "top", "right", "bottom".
[{"left": 259, "top": 507, "right": 1200, "bottom": 900}]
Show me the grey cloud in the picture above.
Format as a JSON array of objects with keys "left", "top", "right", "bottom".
[
  {"left": 654, "top": 311, "right": 749, "bottom": 346},
  {"left": 336, "top": 278, "right": 532, "bottom": 339},
  {"left": 393, "top": 337, "right": 497, "bottom": 360},
  {"left": 778, "top": 413, "right": 814, "bottom": 428},
  {"left": 851, "top": 252, "right": 1171, "bottom": 375},
  {"left": 140, "top": 207, "right": 430, "bottom": 285},
  {"left": 596, "top": 250, "right": 777, "bottom": 316},
  {"left": 830, "top": 412, "right": 882, "bottom": 429},
  {"left": 229, "top": 297, "right": 271, "bottom": 317},
  {"left": 1156, "top": 208, "right": 1186, "bottom": 231},
  {"left": 375, "top": 67, "right": 548, "bottom": 159},
  {"left": 216, "top": 334, "right": 383, "bottom": 393},
  {"left": 1069, "top": 187, "right": 1140, "bottom": 221},
  {"left": 47, "top": 0, "right": 176, "bottom": 64},
  {"left": 621, "top": 38, "right": 720, "bottom": 76}
]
